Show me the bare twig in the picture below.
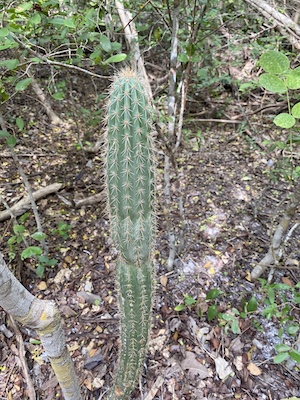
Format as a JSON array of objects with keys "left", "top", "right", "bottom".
[
  {"left": 26, "top": 69, "right": 63, "bottom": 125},
  {"left": 244, "top": 0, "right": 300, "bottom": 49},
  {"left": 10, "top": 33, "right": 110, "bottom": 79},
  {"left": 0, "top": 183, "right": 63, "bottom": 222}
]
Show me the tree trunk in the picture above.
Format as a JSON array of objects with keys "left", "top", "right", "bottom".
[{"left": 0, "top": 252, "right": 82, "bottom": 400}]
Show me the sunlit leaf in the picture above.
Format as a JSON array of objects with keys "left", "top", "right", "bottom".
[
  {"left": 184, "top": 295, "right": 196, "bottom": 306},
  {"left": 259, "top": 73, "right": 286, "bottom": 93},
  {"left": 273, "top": 352, "right": 289, "bottom": 364},
  {"left": 286, "top": 67, "right": 300, "bottom": 89},
  {"left": 231, "top": 319, "right": 240, "bottom": 334},
  {"left": 259, "top": 51, "right": 290, "bottom": 74},
  {"left": 102, "top": 53, "right": 127, "bottom": 65},
  {"left": 286, "top": 324, "right": 299, "bottom": 336},
  {"left": 273, "top": 113, "right": 295, "bottom": 128},
  {"left": 21, "top": 246, "right": 43, "bottom": 259},
  {"left": 289, "top": 349, "right": 300, "bottom": 363},
  {"left": 274, "top": 343, "right": 291, "bottom": 353},
  {"left": 174, "top": 304, "right": 185, "bottom": 311},
  {"left": 31, "top": 231, "right": 47, "bottom": 241},
  {"left": 30, "top": 13, "right": 42, "bottom": 25},
  {"left": 52, "top": 91, "right": 65, "bottom": 100},
  {"left": 100, "top": 34, "right": 111, "bottom": 52},
  {"left": 0, "top": 28, "right": 10, "bottom": 37},
  {"left": 292, "top": 102, "right": 300, "bottom": 118},
  {"left": 0, "top": 59, "right": 19, "bottom": 70},
  {"left": 15, "top": 2, "right": 33, "bottom": 13}
]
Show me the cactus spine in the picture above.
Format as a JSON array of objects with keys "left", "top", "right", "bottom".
[{"left": 105, "top": 68, "right": 155, "bottom": 400}]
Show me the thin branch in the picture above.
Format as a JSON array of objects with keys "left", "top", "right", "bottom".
[
  {"left": 0, "top": 183, "right": 63, "bottom": 222},
  {"left": 251, "top": 184, "right": 300, "bottom": 279},
  {"left": 115, "top": 0, "right": 152, "bottom": 96},
  {"left": 10, "top": 33, "right": 110, "bottom": 80}
]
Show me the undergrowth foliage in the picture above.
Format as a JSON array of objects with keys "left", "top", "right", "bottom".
[{"left": 105, "top": 68, "right": 156, "bottom": 400}]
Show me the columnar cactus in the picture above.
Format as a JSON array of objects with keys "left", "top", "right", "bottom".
[{"left": 105, "top": 68, "right": 155, "bottom": 400}]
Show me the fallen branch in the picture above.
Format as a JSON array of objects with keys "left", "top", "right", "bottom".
[
  {"left": 244, "top": 0, "right": 300, "bottom": 49},
  {"left": 74, "top": 192, "right": 105, "bottom": 208},
  {"left": 0, "top": 183, "right": 63, "bottom": 222}
]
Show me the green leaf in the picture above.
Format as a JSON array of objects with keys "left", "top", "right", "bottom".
[
  {"left": 30, "top": 12, "right": 42, "bottom": 25},
  {"left": 15, "top": 78, "right": 32, "bottom": 91},
  {"left": 29, "top": 338, "right": 41, "bottom": 344},
  {"left": 247, "top": 296, "right": 258, "bottom": 312},
  {"left": 100, "top": 34, "right": 111, "bottom": 52},
  {"left": 286, "top": 67, "right": 300, "bottom": 89},
  {"left": 102, "top": 53, "right": 127, "bottom": 65},
  {"left": 0, "top": 130, "right": 10, "bottom": 137},
  {"left": 268, "top": 288, "right": 275, "bottom": 304},
  {"left": 273, "top": 352, "right": 289, "bottom": 364},
  {"left": 0, "top": 39, "right": 17, "bottom": 51},
  {"left": 207, "top": 304, "right": 218, "bottom": 321},
  {"left": 89, "top": 49, "right": 102, "bottom": 63},
  {"left": 36, "top": 264, "right": 44, "bottom": 278},
  {"left": 294, "top": 294, "right": 300, "bottom": 304},
  {"left": 52, "top": 91, "right": 65, "bottom": 100},
  {"left": 16, "top": 117, "right": 24, "bottom": 130},
  {"left": 231, "top": 319, "right": 240, "bottom": 334},
  {"left": 289, "top": 349, "right": 300, "bottom": 363},
  {"left": 0, "top": 28, "right": 10, "bottom": 37},
  {"left": 38, "top": 257, "right": 57, "bottom": 266},
  {"left": 13, "top": 224, "right": 25, "bottom": 235},
  {"left": 184, "top": 295, "right": 196, "bottom": 306},
  {"left": 280, "top": 397, "right": 300, "bottom": 400},
  {"left": 30, "top": 57, "right": 42, "bottom": 63},
  {"left": 178, "top": 53, "right": 189, "bottom": 63},
  {"left": 259, "top": 51, "right": 290, "bottom": 74},
  {"left": 292, "top": 102, "right": 300, "bottom": 118},
  {"left": 15, "top": 2, "right": 33, "bottom": 13},
  {"left": 21, "top": 246, "right": 43, "bottom": 259},
  {"left": 274, "top": 343, "right": 291, "bottom": 353},
  {"left": 0, "top": 59, "right": 19, "bottom": 70},
  {"left": 50, "top": 17, "right": 75, "bottom": 28},
  {"left": 259, "top": 73, "right": 286, "bottom": 93},
  {"left": 286, "top": 324, "right": 299, "bottom": 336},
  {"left": 6, "top": 135, "right": 17, "bottom": 147},
  {"left": 174, "top": 304, "right": 185, "bottom": 311},
  {"left": 274, "top": 113, "right": 295, "bottom": 128},
  {"left": 31, "top": 231, "right": 47, "bottom": 241},
  {"left": 206, "top": 289, "right": 222, "bottom": 300},
  {"left": 7, "top": 236, "right": 16, "bottom": 245}
]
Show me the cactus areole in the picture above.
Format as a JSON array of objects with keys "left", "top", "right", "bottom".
[{"left": 105, "top": 69, "right": 155, "bottom": 399}]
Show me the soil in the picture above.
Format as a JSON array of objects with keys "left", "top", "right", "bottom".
[{"left": 0, "top": 69, "right": 300, "bottom": 400}]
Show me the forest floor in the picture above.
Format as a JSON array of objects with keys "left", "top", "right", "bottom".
[{"left": 0, "top": 70, "right": 300, "bottom": 400}]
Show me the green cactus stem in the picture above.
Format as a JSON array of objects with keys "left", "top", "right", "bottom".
[{"left": 105, "top": 68, "right": 155, "bottom": 400}]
